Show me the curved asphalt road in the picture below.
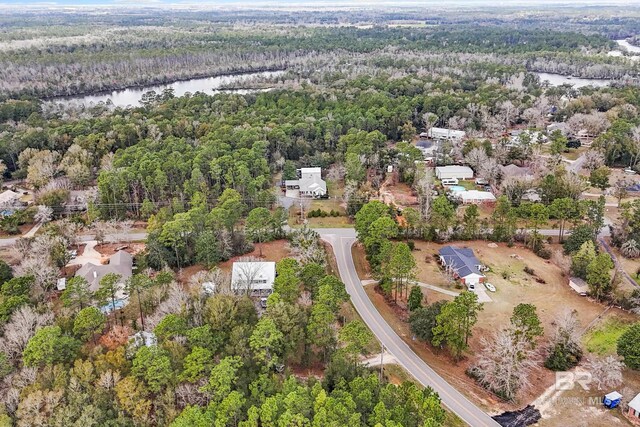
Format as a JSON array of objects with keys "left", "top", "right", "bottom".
[{"left": 318, "top": 228, "right": 499, "bottom": 427}]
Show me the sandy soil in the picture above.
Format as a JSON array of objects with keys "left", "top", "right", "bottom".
[
  {"left": 217, "top": 239, "right": 292, "bottom": 274},
  {"left": 94, "top": 242, "right": 146, "bottom": 257}
]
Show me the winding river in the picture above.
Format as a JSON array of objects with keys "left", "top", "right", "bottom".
[{"left": 50, "top": 70, "right": 286, "bottom": 108}]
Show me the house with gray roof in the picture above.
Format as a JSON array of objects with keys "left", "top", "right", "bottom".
[
  {"left": 76, "top": 250, "right": 133, "bottom": 299},
  {"left": 438, "top": 246, "right": 486, "bottom": 287}
]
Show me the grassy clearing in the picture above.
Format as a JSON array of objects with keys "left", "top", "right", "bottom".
[{"left": 583, "top": 317, "right": 631, "bottom": 356}]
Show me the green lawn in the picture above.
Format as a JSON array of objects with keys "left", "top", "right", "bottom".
[{"left": 583, "top": 318, "right": 631, "bottom": 356}]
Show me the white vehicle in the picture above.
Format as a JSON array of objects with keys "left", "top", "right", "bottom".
[
  {"left": 475, "top": 178, "right": 488, "bottom": 185},
  {"left": 467, "top": 282, "right": 476, "bottom": 291},
  {"left": 624, "top": 168, "right": 637, "bottom": 175},
  {"left": 485, "top": 283, "right": 496, "bottom": 292},
  {"left": 441, "top": 178, "right": 459, "bottom": 186}
]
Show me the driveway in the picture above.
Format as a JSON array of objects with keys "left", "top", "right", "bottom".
[{"left": 68, "top": 240, "right": 104, "bottom": 266}]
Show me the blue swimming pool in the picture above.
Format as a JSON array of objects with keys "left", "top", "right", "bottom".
[{"left": 448, "top": 185, "right": 466, "bottom": 193}]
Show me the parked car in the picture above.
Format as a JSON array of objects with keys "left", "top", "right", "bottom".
[
  {"left": 485, "top": 283, "right": 496, "bottom": 292},
  {"left": 624, "top": 168, "right": 637, "bottom": 175},
  {"left": 68, "top": 249, "right": 77, "bottom": 259},
  {"left": 467, "top": 283, "right": 476, "bottom": 291},
  {"left": 475, "top": 178, "right": 488, "bottom": 185}
]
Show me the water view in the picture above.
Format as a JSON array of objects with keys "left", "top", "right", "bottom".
[{"left": 50, "top": 70, "right": 286, "bottom": 108}]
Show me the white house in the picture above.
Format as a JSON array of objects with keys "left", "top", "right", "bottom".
[
  {"left": 284, "top": 167, "right": 327, "bottom": 197},
  {"left": 427, "top": 127, "right": 466, "bottom": 142},
  {"left": 0, "top": 190, "right": 20, "bottom": 207},
  {"left": 435, "top": 165, "right": 474, "bottom": 180},
  {"left": 547, "top": 122, "right": 571, "bottom": 137},
  {"left": 231, "top": 261, "right": 276, "bottom": 297},
  {"left": 506, "top": 130, "right": 547, "bottom": 147},
  {"left": 457, "top": 190, "right": 496, "bottom": 205},
  {"left": 129, "top": 331, "right": 157, "bottom": 349}
]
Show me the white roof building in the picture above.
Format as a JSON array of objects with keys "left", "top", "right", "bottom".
[
  {"left": 457, "top": 190, "right": 496, "bottom": 204},
  {"left": 547, "top": 122, "right": 571, "bottom": 136},
  {"left": 569, "top": 277, "right": 589, "bottom": 296},
  {"left": 629, "top": 393, "right": 640, "bottom": 418},
  {"left": 0, "top": 190, "right": 20, "bottom": 206},
  {"left": 284, "top": 167, "right": 327, "bottom": 197},
  {"left": 435, "top": 166, "right": 474, "bottom": 180},
  {"left": 427, "top": 127, "right": 466, "bottom": 141},
  {"left": 231, "top": 261, "right": 276, "bottom": 296}
]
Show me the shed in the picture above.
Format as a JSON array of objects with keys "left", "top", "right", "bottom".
[
  {"left": 603, "top": 391, "right": 623, "bottom": 409},
  {"left": 629, "top": 393, "right": 640, "bottom": 421},
  {"left": 435, "top": 166, "right": 474, "bottom": 180},
  {"left": 569, "top": 277, "right": 588, "bottom": 296}
]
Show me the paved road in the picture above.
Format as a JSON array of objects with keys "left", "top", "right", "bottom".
[{"left": 317, "top": 228, "right": 499, "bottom": 427}]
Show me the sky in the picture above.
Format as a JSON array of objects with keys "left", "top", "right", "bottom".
[{"left": 2, "top": 0, "right": 638, "bottom": 7}]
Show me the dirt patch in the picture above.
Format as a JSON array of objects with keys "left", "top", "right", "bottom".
[
  {"left": 177, "top": 264, "right": 208, "bottom": 285},
  {"left": 61, "top": 264, "right": 81, "bottom": 278},
  {"left": 95, "top": 242, "right": 146, "bottom": 257},
  {"left": 217, "top": 239, "right": 291, "bottom": 274}
]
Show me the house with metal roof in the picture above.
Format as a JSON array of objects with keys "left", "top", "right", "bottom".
[
  {"left": 427, "top": 127, "right": 466, "bottom": 142},
  {"left": 438, "top": 246, "right": 486, "bottom": 286},
  {"left": 231, "top": 261, "right": 276, "bottom": 297},
  {"left": 284, "top": 167, "right": 327, "bottom": 197},
  {"left": 435, "top": 165, "right": 474, "bottom": 180}
]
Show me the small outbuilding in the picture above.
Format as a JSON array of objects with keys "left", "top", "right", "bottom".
[
  {"left": 603, "top": 391, "right": 623, "bottom": 409},
  {"left": 435, "top": 166, "right": 474, "bottom": 180},
  {"left": 628, "top": 393, "right": 640, "bottom": 423},
  {"left": 569, "top": 277, "right": 589, "bottom": 296}
]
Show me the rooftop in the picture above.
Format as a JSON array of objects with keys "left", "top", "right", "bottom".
[
  {"left": 439, "top": 246, "right": 484, "bottom": 278},
  {"left": 76, "top": 250, "right": 133, "bottom": 293},
  {"left": 0, "top": 190, "right": 20, "bottom": 205},
  {"left": 629, "top": 393, "right": 640, "bottom": 412},
  {"left": 231, "top": 261, "right": 276, "bottom": 291}
]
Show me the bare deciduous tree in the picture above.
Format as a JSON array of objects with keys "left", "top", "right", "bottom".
[
  {"left": 414, "top": 167, "right": 434, "bottom": 220},
  {"left": 471, "top": 327, "right": 539, "bottom": 401},
  {"left": 585, "top": 355, "right": 624, "bottom": 390},
  {"left": 0, "top": 306, "right": 53, "bottom": 362}
]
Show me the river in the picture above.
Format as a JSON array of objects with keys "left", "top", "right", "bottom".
[
  {"left": 535, "top": 72, "right": 613, "bottom": 88},
  {"left": 616, "top": 39, "right": 640, "bottom": 54},
  {"left": 535, "top": 39, "right": 640, "bottom": 88},
  {"left": 50, "top": 70, "right": 286, "bottom": 108}
]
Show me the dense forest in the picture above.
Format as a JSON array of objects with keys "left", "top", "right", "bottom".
[
  {"left": 1, "top": 10, "right": 639, "bottom": 98},
  {"left": 1, "top": 6, "right": 640, "bottom": 426}
]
